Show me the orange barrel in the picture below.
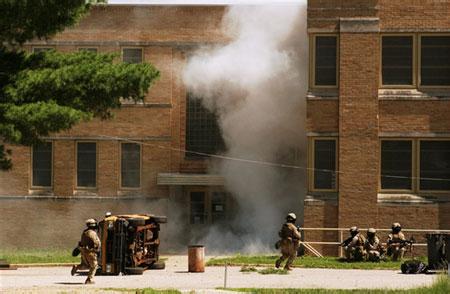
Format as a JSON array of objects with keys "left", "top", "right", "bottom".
[{"left": 188, "top": 245, "right": 205, "bottom": 272}]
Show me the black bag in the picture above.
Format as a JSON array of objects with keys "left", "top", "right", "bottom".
[
  {"left": 72, "top": 246, "right": 81, "bottom": 257},
  {"left": 400, "top": 260, "right": 428, "bottom": 274}
]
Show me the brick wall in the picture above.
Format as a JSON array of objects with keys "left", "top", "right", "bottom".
[{"left": 338, "top": 32, "right": 380, "bottom": 228}]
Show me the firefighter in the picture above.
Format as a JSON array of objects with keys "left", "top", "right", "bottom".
[
  {"left": 387, "top": 222, "right": 407, "bottom": 261},
  {"left": 275, "top": 213, "right": 301, "bottom": 271},
  {"left": 364, "top": 228, "right": 384, "bottom": 262},
  {"left": 341, "top": 226, "right": 366, "bottom": 261},
  {"left": 71, "top": 219, "right": 101, "bottom": 284}
]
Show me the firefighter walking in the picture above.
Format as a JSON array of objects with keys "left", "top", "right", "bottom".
[
  {"left": 71, "top": 218, "right": 101, "bottom": 284},
  {"left": 275, "top": 213, "right": 301, "bottom": 271}
]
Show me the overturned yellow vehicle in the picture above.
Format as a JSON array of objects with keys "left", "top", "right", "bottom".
[{"left": 98, "top": 214, "right": 167, "bottom": 275}]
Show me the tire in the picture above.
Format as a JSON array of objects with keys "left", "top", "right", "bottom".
[
  {"left": 150, "top": 261, "right": 165, "bottom": 270},
  {"left": 127, "top": 218, "right": 146, "bottom": 227},
  {"left": 124, "top": 267, "right": 145, "bottom": 275},
  {"left": 152, "top": 216, "right": 167, "bottom": 224}
]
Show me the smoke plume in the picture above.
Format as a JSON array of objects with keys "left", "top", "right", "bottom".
[{"left": 183, "top": 3, "right": 308, "bottom": 253}]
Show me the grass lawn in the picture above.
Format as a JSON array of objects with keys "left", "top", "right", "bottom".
[
  {"left": 0, "top": 248, "right": 78, "bottom": 264},
  {"left": 206, "top": 255, "right": 427, "bottom": 270},
  {"left": 223, "top": 275, "right": 449, "bottom": 294}
]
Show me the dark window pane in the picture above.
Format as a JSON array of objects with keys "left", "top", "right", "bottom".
[
  {"left": 314, "top": 140, "right": 336, "bottom": 190},
  {"left": 315, "top": 36, "right": 337, "bottom": 86},
  {"left": 420, "top": 141, "right": 450, "bottom": 190},
  {"left": 77, "top": 142, "right": 96, "bottom": 187},
  {"left": 382, "top": 36, "right": 413, "bottom": 85},
  {"left": 123, "top": 48, "right": 142, "bottom": 63},
  {"left": 381, "top": 141, "right": 412, "bottom": 190},
  {"left": 186, "top": 94, "right": 225, "bottom": 158},
  {"left": 211, "top": 192, "right": 226, "bottom": 224},
  {"left": 32, "top": 142, "right": 52, "bottom": 187},
  {"left": 121, "top": 143, "right": 141, "bottom": 188},
  {"left": 79, "top": 48, "right": 97, "bottom": 53},
  {"left": 190, "top": 192, "right": 206, "bottom": 224},
  {"left": 421, "top": 36, "right": 450, "bottom": 86}
]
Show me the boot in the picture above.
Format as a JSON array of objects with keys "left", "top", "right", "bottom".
[
  {"left": 71, "top": 265, "right": 77, "bottom": 276},
  {"left": 275, "top": 259, "right": 282, "bottom": 269},
  {"left": 85, "top": 278, "right": 95, "bottom": 284}
]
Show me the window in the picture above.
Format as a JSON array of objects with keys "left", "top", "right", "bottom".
[
  {"left": 312, "top": 139, "right": 337, "bottom": 190},
  {"left": 381, "top": 140, "right": 413, "bottom": 190},
  {"left": 186, "top": 94, "right": 225, "bottom": 158},
  {"left": 121, "top": 143, "right": 141, "bottom": 188},
  {"left": 420, "top": 141, "right": 450, "bottom": 191},
  {"left": 211, "top": 192, "right": 226, "bottom": 223},
  {"left": 314, "top": 36, "right": 337, "bottom": 86},
  {"left": 78, "top": 47, "right": 97, "bottom": 53},
  {"left": 77, "top": 142, "right": 96, "bottom": 188},
  {"left": 32, "top": 142, "right": 52, "bottom": 187},
  {"left": 189, "top": 190, "right": 229, "bottom": 225},
  {"left": 190, "top": 192, "right": 206, "bottom": 224},
  {"left": 122, "top": 48, "right": 143, "bottom": 63},
  {"left": 421, "top": 36, "right": 450, "bottom": 86},
  {"left": 382, "top": 36, "right": 414, "bottom": 85},
  {"left": 33, "top": 47, "right": 53, "bottom": 53}
]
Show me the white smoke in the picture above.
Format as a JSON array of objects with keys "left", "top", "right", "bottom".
[{"left": 183, "top": 3, "right": 308, "bottom": 253}]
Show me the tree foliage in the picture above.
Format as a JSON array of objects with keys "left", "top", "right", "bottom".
[{"left": 0, "top": 1, "right": 160, "bottom": 170}]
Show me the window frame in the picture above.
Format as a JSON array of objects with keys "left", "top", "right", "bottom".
[
  {"left": 119, "top": 142, "right": 142, "bottom": 190},
  {"left": 185, "top": 93, "right": 225, "bottom": 160},
  {"left": 380, "top": 34, "right": 417, "bottom": 89},
  {"left": 418, "top": 34, "right": 450, "bottom": 89},
  {"left": 75, "top": 141, "right": 98, "bottom": 190},
  {"left": 121, "top": 47, "right": 144, "bottom": 64},
  {"left": 30, "top": 141, "right": 53, "bottom": 189},
  {"left": 378, "top": 138, "right": 416, "bottom": 193},
  {"left": 187, "top": 188, "right": 230, "bottom": 225},
  {"left": 379, "top": 138, "right": 450, "bottom": 194},
  {"left": 310, "top": 34, "right": 339, "bottom": 89},
  {"left": 308, "top": 137, "right": 338, "bottom": 192},
  {"left": 418, "top": 138, "right": 450, "bottom": 193}
]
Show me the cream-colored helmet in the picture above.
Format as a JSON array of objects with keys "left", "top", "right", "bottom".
[
  {"left": 368, "top": 228, "right": 376, "bottom": 234},
  {"left": 286, "top": 213, "right": 297, "bottom": 221},
  {"left": 349, "top": 226, "right": 359, "bottom": 233},
  {"left": 86, "top": 218, "right": 97, "bottom": 227}
]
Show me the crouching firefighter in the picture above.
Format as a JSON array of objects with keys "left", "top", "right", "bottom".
[
  {"left": 71, "top": 218, "right": 101, "bottom": 284},
  {"left": 275, "top": 213, "right": 301, "bottom": 271},
  {"left": 364, "top": 228, "right": 385, "bottom": 262},
  {"left": 341, "top": 226, "right": 366, "bottom": 261}
]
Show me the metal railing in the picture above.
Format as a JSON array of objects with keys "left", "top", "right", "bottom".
[{"left": 300, "top": 227, "right": 450, "bottom": 257}]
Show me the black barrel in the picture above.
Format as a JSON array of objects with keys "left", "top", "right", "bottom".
[{"left": 426, "top": 233, "right": 449, "bottom": 270}]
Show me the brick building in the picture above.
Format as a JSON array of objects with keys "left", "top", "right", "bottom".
[
  {"left": 1, "top": 1, "right": 450, "bottom": 254},
  {"left": 305, "top": 0, "right": 450, "bottom": 254},
  {"left": 0, "top": 5, "right": 232, "bottom": 250}
]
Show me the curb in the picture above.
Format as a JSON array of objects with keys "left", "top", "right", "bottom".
[{"left": 12, "top": 263, "right": 77, "bottom": 268}]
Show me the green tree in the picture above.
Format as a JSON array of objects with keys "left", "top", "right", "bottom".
[{"left": 0, "top": 1, "right": 160, "bottom": 170}]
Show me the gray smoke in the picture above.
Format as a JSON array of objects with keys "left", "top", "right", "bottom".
[{"left": 183, "top": 3, "right": 308, "bottom": 254}]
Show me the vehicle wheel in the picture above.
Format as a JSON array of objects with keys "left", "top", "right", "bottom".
[
  {"left": 124, "top": 267, "right": 144, "bottom": 275},
  {"left": 152, "top": 216, "right": 167, "bottom": 224},
  {"left": 128, "top": 218, "right": 146, "bottom": 227},
  {"left": 150, "top": 261, "right": 165, "bottom": 270}
]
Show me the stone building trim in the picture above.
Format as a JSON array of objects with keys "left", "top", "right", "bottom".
[
  {"left": 378, "top": 193, "right": 450, "bottom": 205},
  {"left": 0, "top": 195, "right": 163, "bottom": 200},
  {"left": 379, "top": 132, "right": 450, "bottom": 138},
  {"left": 25, "top": 40, "right": 221, "bottom": 49},
  {"left": 157, "top": 173, "right": 225, "bottom": 186},
  {"left": 339, "top": 18, "right": 380, "bottom": 33},
  {"left": 379, "top": 89, "right": 450, "bottom": 100},
  {"left": 304, "top": 193, "right": 338, "bottom": 206},
  {"left": 42, "top": 136, "right": 172, "bottom": 141}
]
